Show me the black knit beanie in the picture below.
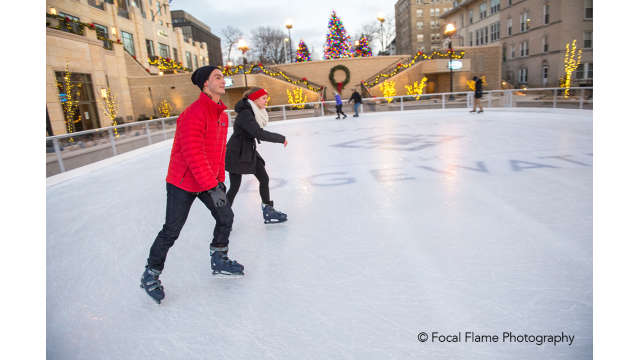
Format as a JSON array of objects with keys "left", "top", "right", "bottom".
[{"left": 191, "top": 65, "right": 218, "bottom": 90}]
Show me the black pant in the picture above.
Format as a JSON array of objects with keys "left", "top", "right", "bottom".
[
  {"left": 336, "top": 104, "right": 346, "bottom": 117},
  {"left": 146, "top": 182, "right": 234, "bottom": 271},
  {"left": 227, "top": 160, "right": 270, "bottom": 207}
]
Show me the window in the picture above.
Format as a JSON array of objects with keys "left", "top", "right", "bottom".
[
  {"left": 490, "top": 22, "right": 500, "bottom": 42},
  {"left": 88, "top": 0, "right": 105, "bottom": 10},
  {"left": 417, "top": 9, "right": 423, "bottom": 17},
  {"left": 480, "top": 2, "right": 487, "bottom": 19},
  {"left": 502, "top": 44, "right": 507, "bottom": 62},
  {"left": 508, "top": 0, "right": 512, "bottom": 6},
  {"left": 117, "top": 0, "right": 129, "bottom": 19},
  {"left": 543, "top": 35, "right": 548, "bottom": 52},
  {"left": 510, "top": 44, "right": 515, "bottom": 58},
  {"left": 417, "top": 21, "right": 423, "bottom": 30},
  {"left": 132, "top": 0, "right": 146, "bottom": 18},
  {"left": 122, "top": 31, "right": 135, "bottom": 56},
  {"left": 576, "top": 63, "right": 593, "bottom": 79},
  {"left": 468, "top": 32, "right": 473, "bottom": 46},
  {"left": 483, "top": 27, "right": 488, "bottom": 44},
  {"left": 416, "top": 0, "right": 424, "bottom": 4},
  {"left": 54, "top": 72, "right": 100, "bottom": 132},
  {"left": 159, "top": 43, "right": 170, "bottom": 58},
  {"left": 584, "top": 0, "right": 593, "bottom": 19},
  {"left": 194, "top": 55, "right": 199, "bottom": 68},
  {"left": 475, "top": 29, "right": 481, "bottom": 45},
  {"left": 542, "top": 63, "right": 549, "bottom": 86},
  {"left": 519, "top": 40, "right": 529, "bottom": 56},
  {"left": 173, "top": 47, "right": 179, "bottom": 61},
  {"left": 185, "top": 51, "right": 193, "bottom": 69},
  {"left": 469, "top": 10, "right": 473, "bottom": 24},
  {"left": 507, "top": 18, "right": 512, "bottom": 36},
  {"left": 57, "top": 12, "right": 84, "bottom": 35},
  {"left": 435, "top": 8, "right": 440, "bottom": 17},
  {"left": 145, "top": 39, "right": 155, "bottom": 57},
  {"left": 490, "top": 0, "right": 500, "bottom": 14},
  {"left": 519, "top": 67, "right": 528, "bottom": 83},
  {"left": 430, "top": 8, "right": 435, "bottom": 16},
  {"left": 417, "top": 34, "right": 424, "bottom": 42},
  {"left": 584, "top": 31, "right": 592, "bottom": 48},
  {"left": 460, "top": 14, "right": 464, "bottom": 27},
  {"left": 94, "top": 23, "right": 112, "bottom": 50},
  {"left": 543, "top": 3, "right": 550, "bottom": 24}
]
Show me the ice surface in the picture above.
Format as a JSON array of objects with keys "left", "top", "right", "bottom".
[{"left": 46, "top": 108, "right": 592, "bottom": 359}]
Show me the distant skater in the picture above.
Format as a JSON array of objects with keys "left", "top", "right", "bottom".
[
  {"left": 470, "top": 76, "right": 484, "bottom": 113},
  {"left": 348, "top": 89, "right": 362, "bottom": 117},
  {"left": 335, "top": 92, "right": 347, "bottom": 119}
]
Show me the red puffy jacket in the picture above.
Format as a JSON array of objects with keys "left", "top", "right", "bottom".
[{"left": 166, "top": 92, "right": 228, "bottom": 192}]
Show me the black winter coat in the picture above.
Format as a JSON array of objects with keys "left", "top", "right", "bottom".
[
  {"left": 349, "top": 91, "right": 362, "bottom": 103},
  {"left": 225, "top": 98, "right": 286, "bottom": 174}
]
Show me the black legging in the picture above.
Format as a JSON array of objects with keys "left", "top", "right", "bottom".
[{"left": 227, "top": 160, "right": 270, "bottom": 207}]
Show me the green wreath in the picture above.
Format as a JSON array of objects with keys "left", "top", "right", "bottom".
[{"left": 329, "top": 65, "right": 350, "bottom": 93}]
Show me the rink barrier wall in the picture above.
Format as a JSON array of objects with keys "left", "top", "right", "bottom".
[{"left": 46, "top": 87, "right": 592, "bottom": 177}]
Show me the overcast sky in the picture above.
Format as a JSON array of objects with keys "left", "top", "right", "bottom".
[{"left": 170, "top": 0, "right": 396, "bottom": 62}]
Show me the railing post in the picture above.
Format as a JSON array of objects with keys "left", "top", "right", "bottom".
[
  {"left": 467, "top": 92, "right": 471, "bottom": 108},
  {"left": 282, "top": 105, "right": 287, "bottom": 120},
  {"left": 488, "top": 91, "right": 492, "bottom": 108},
  {"left": 579, "top": 88, "right": 585, "bottom": 109},
  {"left": 553, "top": 89, "right": 558, "bottom": 108},
  {"left": 320, "top": 102, "right": 325, "bottom": 117},
  {"left": 52, "top": 138, "right": 65, "bottom": 173},
  {"left": 161, "top": 118, "right": 167, "bottom": 140},
  {"left": 400, "top": 96, "right": 404, "bottom": 111},
  {"left": 145, "top": 123, "right": 152, "bottom": 145},
  {"left": 507, "top": 90, "right": 513, "bottom": 108},
  {"left": 108, "top": 128, "right": 117, "bottom": 156},
  {"left": 442, "top": 94, "right": 446, "bottom": 110}
]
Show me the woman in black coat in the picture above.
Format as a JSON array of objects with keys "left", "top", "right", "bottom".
[{"left": 225, "top": 87, "right": 288, "bottom": 224}]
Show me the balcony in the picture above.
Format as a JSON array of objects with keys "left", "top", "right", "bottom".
[{"left": 46, "top": 14, "right": 85, "bottom": 36}]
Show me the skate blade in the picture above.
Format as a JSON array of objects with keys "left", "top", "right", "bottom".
[
  {"left": 212, "top": 270, "right": 245, "bottom": 276},
  {"left": 264, "top": 218, "right": 287, "bottom": 224}
]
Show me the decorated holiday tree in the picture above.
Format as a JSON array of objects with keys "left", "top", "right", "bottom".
[
  {"left": 323, "top": 10, "right": 353, "bottom": 59},
  {"left": 296, "top": 40, "right": 311, "bottom": 62},
  {"left": 353, "top": 34, "right": 372, "bottom": 57}
]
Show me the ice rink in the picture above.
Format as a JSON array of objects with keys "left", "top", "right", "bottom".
[{"left": 46, "top": 108, "right": 593, "bottom": 359}]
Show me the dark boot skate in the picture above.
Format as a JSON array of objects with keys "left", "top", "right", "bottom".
[
  {"left": 140, "top": 267, "right": 165, "bottom": 304},
  {"left": 262, "top": 201, "right": 287, "bottom": 224},
  {"left": 210, "top": 248, "right": 245, "bottom": 276}
]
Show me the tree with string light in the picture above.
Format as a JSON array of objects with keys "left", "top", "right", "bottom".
[
  {"left": 353, "top": 34, "right": 372, "bottom": 57},
  {"left": 323, "top": 10, "right": 353, "bottom": 59},
  {"left": 101, "top": 87, "right": 120, "bottom": 137},
  {"left": 56, "top": 64, "right": 83, "bottom": 138},
  {"left": 296, "top": 40, "right": 311, "bottom": 62}
]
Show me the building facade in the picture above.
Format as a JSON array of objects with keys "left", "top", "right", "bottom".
[
  {"left": 46, "top": 0, "right": 209, "bottom": 135},
  {"left": 170, "top": 10, "right": 223, "bottom": 67},
  {"left": 441, "top": 0, "right": 593, "bottom": 88},
  {"left": 395, "top": 0, "right": 455, "bottom": 55}
]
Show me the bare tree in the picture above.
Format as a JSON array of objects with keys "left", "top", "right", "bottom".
[
  {"left": 249, "top": 26, "right": 288, "bottom": 65},
  {"left": 360, "top": 18, "right": 396, "bottom": 55},
  {"left": 220, "top": 26, "right": 243, "bottom": 63}
]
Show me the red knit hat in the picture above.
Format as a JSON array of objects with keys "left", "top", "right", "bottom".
[{"left": 247, "top": 88, "right": 268, "bottom": 101}]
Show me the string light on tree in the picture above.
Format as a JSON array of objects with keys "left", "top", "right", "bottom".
[
  {"left": 380, "top": 80, "right": 396, "bottom": 103},
  {"left": 101, "top": 87, "right": 120, "bottom": 137},
  {"left": 286, "top": 87, "right": 308, "bottom": 109},
  {"left": 56, "top": 64, "right": 83, "bottom": 140},
  {"left": 323, "top": 10, "right": 353, "bottom": 59},
  {"left": 466, "top": 76, "right": 487, "bottom": 91},
  {"left": 405, "top": 76, "right": 428, "bottom": 100},
  {"left": 296, "top": 40, "right": 311, "bottom": 62},
  {"left": 353, "top": 34, "right": 372, "bottom": 57},
  {"left": 561, "top": 39, "right": 582, "bottom": 99},
  {"left": 157, "top": 98, "right": 173, "bottom": 118}
]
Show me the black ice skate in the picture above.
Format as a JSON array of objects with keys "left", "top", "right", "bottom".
[
  {"left": 262, "top": 201, "right": 287, "bottom": 224},
  {"left": 140, "top": 267, "right": 165, "bottom": 304},
  {"left": 210, "top": 249, "right": 245, "bottom": 276}
]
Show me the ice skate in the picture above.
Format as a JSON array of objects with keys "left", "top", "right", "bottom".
[
  {"left": 210, "top": 249, "right": 245, "bottom": 276},
  {"left": 262, "top": 201, "right": 287, "bottom": 224},
  {"left": 140, "top": 267, "right": 165, "bottom": 304}
]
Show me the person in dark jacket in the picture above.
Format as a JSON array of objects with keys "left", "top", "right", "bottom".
[
  {"left": 225, "top": 87, "right": 288, "bottom": 224},
  {"left": 470, "top": 76, "right": 484, "bottom": 113},
  {"left": 348, "top": 89, "right": 362, "bottom": 117},
  {"left": 140, "top": 66, "right": 244, "bottom": 304},
  {"left": 334, "top": 91, "right": 347, "bottom": 119}
]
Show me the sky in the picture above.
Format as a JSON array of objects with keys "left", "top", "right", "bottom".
[{"left": 169, "top": 0, "right": 396, "bottom": 62}]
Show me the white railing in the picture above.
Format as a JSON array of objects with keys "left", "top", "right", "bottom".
[{"left": 46, "top": 87, "right": 592, "bottom": 177}]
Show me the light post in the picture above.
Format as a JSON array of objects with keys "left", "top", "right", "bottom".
[
  {"left": 237, "top": 39, "right": 249, "bottom": 89},
  {"left": 376, "top": 13, "right": 385, "bottom": 54},
  {"left": 285, "top": 20, "right": 293, "bottom": 63},
  {"left": 443, "top": 23, "right": 457, "bottom": 100}
]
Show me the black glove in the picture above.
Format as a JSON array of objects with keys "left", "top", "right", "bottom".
[{"left": 207, "top": 182, "right": 227, "bottom": 208}]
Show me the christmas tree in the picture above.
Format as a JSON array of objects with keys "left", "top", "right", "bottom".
[
  {"left": 323, "top": 10, "right": 353, "bottom": 59},
  {"left": 296, "top": 40, "right": 311, "bottom": 62},
  {"left": 353, "top": 34, "right": 372, "bottom": 57}
]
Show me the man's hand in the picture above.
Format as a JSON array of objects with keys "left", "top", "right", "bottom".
[{"left": 207, "top": 182, "right": 227, "bottom": 207}]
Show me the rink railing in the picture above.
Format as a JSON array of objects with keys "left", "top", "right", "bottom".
[{"left": 46, "top": 86, "right": 592, "bottom": 177}]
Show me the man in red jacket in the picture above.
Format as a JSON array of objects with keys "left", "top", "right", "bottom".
[{"left": 141, "top": 66, "right": 243, "bottom": 304}]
